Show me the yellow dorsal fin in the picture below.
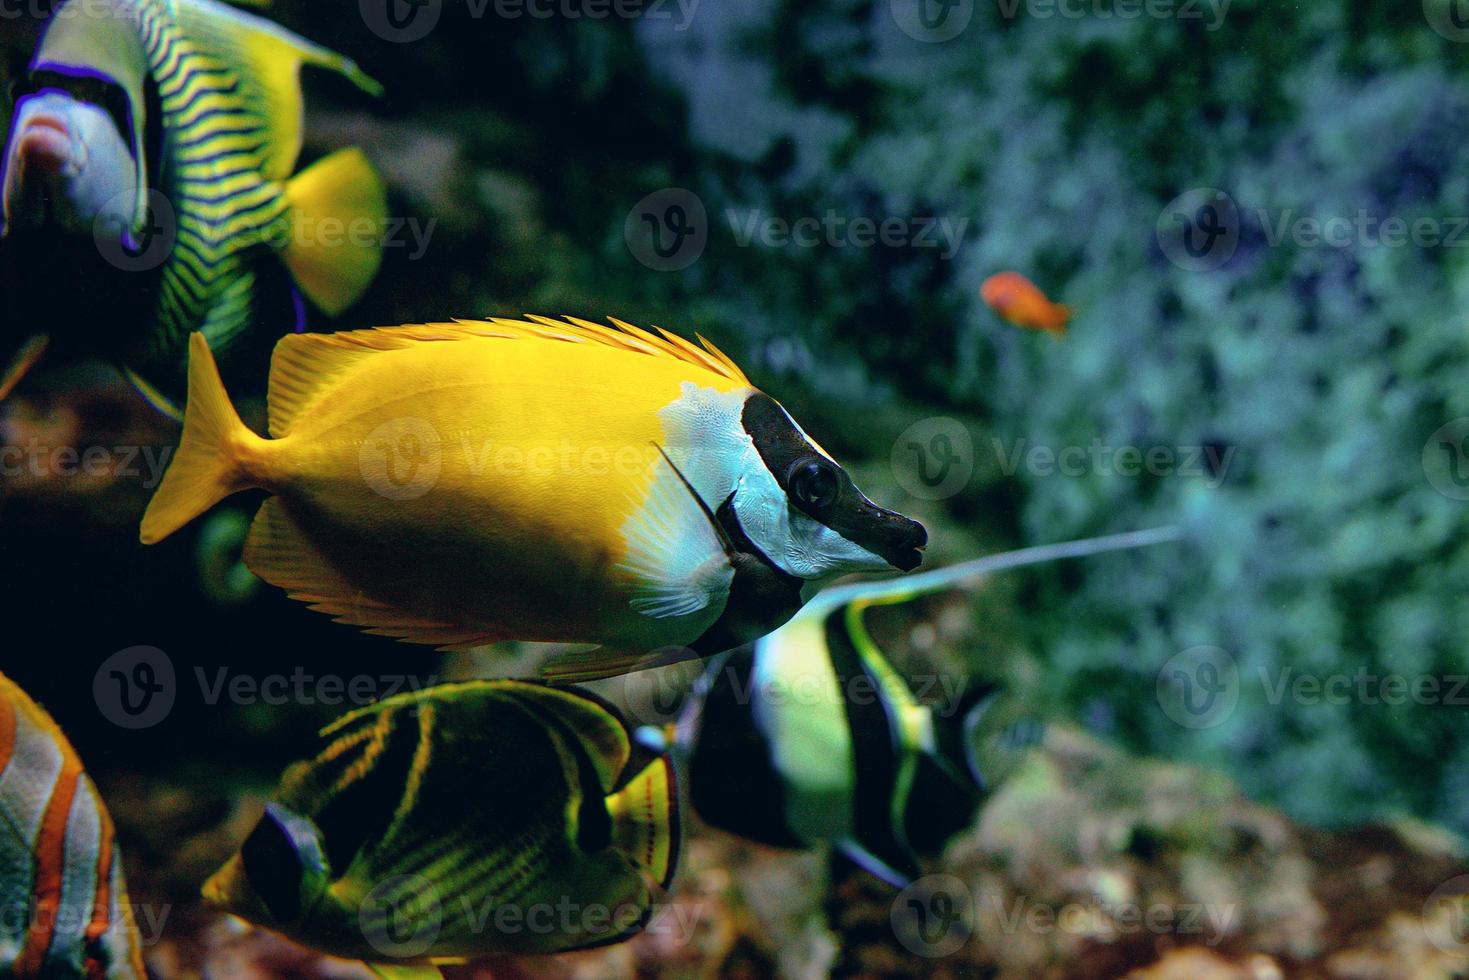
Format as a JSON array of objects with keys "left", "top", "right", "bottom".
[
  {"left": 497, "top": 684, "right": 631, "bottom": 794},
  {"left": 171, "top": 0, "right": 382, "bottom": 180},
  {"left": 606, "top": 756, "right": 680, "bottom": 890}
]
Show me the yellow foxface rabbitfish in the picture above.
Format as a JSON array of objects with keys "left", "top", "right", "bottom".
[
  {"left": 0, "top": 672, "right": 147, "bottom": 979},
  {"left": 0, "top": 0, "right": 388, "bottom": 408},
  {"left": 202, "top": 680, "right": 680, "bottom": 962},
  {"left": 139, "top": 318, "right": 928, "bottom": 680},
  {"left": 673, "top": 528, "right": 1181, "bottom": 885}
]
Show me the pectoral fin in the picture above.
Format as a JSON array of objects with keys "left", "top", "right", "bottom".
[{"left": 617, "top": 451, "right": 734, "bottom": 620}]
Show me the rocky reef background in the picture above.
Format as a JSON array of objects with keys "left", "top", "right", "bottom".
[{"left": 4, "top": 0, "right": 1469, "bottom": 976}]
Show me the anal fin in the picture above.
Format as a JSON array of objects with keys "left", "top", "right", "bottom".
[{"left": 243, "top": 498, "right": 499, "bottom": 649}]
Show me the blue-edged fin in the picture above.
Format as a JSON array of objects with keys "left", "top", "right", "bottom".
[
  {"left": 606, "top": 756, "right": 681, "bottom": 890},
  {"left": 0, "top": 333, "right": 48, "bottom": 401},
  {"left": 280, "top": 148, "right": 388, "bottom": 315},
  {"left": 617, "top": 450, "right": 734, "bottom": 620},
  {"left": 539, "top": 644, "right": 698, "bottom": 684},
  {"left": 369, "top": 967, "right": 443, "bottom": 980},
  {"left": 121, "top": 364, "right": 184, "bottom": 422},
  {"left": 368, "top": 966, "right": 443, "bottom": 980}
]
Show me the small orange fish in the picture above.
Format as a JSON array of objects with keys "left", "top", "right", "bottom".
[{"left": 981, "top": 272, "right": 1070, "bottom": 335}]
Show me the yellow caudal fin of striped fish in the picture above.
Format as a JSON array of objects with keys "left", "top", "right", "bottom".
[
  {"left": 368, "top": 967, "right": 443, "bottom": 980},
  {"left": 174, "top": 0, "right": 383, "bottom": 179},
  {"left": 281, "top": 148, "right": 389, "bottom": 315},
  {"left": 606, "top": 756, "right": 681, "bottom": 890},
  {"left": 140, "top": 334, "right": 261, "bottom": 545}
]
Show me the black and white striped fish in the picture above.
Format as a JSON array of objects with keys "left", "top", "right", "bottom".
[
  {"left": 0, "top": 0, "right": 387, "bottom": 412},
  {"left": 0, "top": 672, "right": 147, "bottom": 979}
]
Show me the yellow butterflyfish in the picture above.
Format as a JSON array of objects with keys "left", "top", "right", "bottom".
[{"left": 139, "top": 317, "right": 927, "bottom": 679}]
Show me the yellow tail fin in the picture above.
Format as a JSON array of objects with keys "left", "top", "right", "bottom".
[
  {"left": 139, "top": 333, "right": 258, "bottom": 545},
  {"left": 281, "top": 148, "right": 388, "bottom": 316},
  {"left": 606, "top": 756, "right": 681, "bottom": 890}
]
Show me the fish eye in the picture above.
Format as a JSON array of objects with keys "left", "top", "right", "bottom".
[{"left": 787, "top": 457, "right": 840, "bottom": 510}]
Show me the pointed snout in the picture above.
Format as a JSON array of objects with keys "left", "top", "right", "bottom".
[{"left": 857, "top": 500, "right": 927, "bottom": 572}]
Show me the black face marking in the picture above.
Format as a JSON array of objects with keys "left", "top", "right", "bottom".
[
  {"left": 241, "top": 804, "right": 311, "bottom": 925},
  {"left": 741, "top": 393, "right": 928, "bottom": 571},
  {"left": 690, "top": 495, "right": 803, "bottom": 655}
]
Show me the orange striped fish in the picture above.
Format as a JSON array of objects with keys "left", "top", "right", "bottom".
[
  {"left": 0, "top": 673, "right": 147, "bottom": 980},
  {"left": 980, "top": 271, "right": 1070, "bottom": 335}
]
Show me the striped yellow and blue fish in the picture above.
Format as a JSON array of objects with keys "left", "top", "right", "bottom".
[
  {"left": 203, "top": 680, "right": 680, "bottom": 964},
  {"left": 667, "top": 528, "right": 1181, "bottom": 886},
  {"left": 138, "top": 319, "right": 928, "bottom": 680},
  {"left": 0, "top": 672, "right": 147, "bottom": 979},
  {"left": 0, "top": 0, "right": 387, "bottom": 410}
]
